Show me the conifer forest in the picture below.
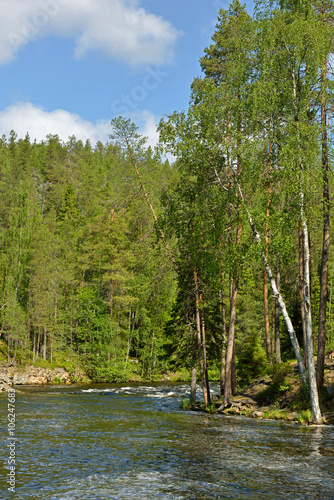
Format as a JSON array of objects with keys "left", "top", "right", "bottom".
[{"left": 2, "top": 0, "right": 334, "bottom": 423}]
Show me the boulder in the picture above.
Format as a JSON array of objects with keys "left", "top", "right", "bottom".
[
  {"left": 251, "top": 410, "right": 264, "bottom": 418},
  {"left": 12, "top": 373, "right": 29, "bottom": 385}
]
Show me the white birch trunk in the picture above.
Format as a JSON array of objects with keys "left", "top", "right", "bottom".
[
  {"left": 191, "top": 365, "right": 197, "bottom": 404},
  {"left": 235, "top": 181, "right": 307, "bottom": 383},
  {"left": 300, "top": 197, "right": 323, "bottom": 424}
]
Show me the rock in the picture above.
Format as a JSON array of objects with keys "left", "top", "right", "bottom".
[
  {"left": 0, "top": 364, "right": 76, "bottom": 389},
  {"left": 0, "top": 382, "right": 11, "bottom": 392},
  {"left": 12, "top": 373, "right": 29, "bottom": 385},
  {"left": 286, "top": 412, "right": 298, "bottom": 421},
  {"left": 0, "top": 369, "right": 13, "bottom": 384},
  {"left": 326, "top": 384, "right": 334, "bottom": 397},
  {"left": 251, "top": 411, "right": 264, "bottom": 418}
]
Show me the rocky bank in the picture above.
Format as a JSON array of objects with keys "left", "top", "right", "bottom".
[{"left": 0, "top": 365, "right": 89, "bottom": 391}]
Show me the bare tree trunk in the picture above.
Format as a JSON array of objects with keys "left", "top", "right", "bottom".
[
  {"left": 264, "top": 269, "right": 272, "bottom": 367},
  {"left": 220, "top": 271, "right": 227, "bottom": 395},
  {"left": 36, "top": 329, "right": 40, "bottom": 362},
  {"left": 124, "top": 307, "right": 132, "bottom": 372},
  {"left": 32, "top": 328, "right": 36, "bottom": 364},
  {"left": 264, "top": 189, "right": 272, "bottom": 366},
  {"left": 43, "top": 327, "right": 47, "bottom": 361},
  {"left": 233, "top": 179, "right": 307, "bottom": 383},
  {"left": 299, "top": 220, "right": 307, "bottom": 367},
  {"left": 218, "top": 276, "right": 238, "bottom": 410},
  {"left": 8, "top": 340, "right": 17, "bottom": 367},
  {"left": 194, "top": 270, "right": 209, "bottom": 407},
  {"left": 110, "top": 279, "right": 114, "bottom": 321},
  {"left": 317, "top": 58, "right": 330, "bottom": 393},
  {"left": 231, "top": 342, "right": 237, "bottom": 395},
  {"left": 300, "top": 205, "right": 323, "bottom": 424},
  {"left": 119, "top": 120, "right": 177, "bottom": 271},
  {"left": 200, "top": 294, "right": 211, "bottom": 405},
  {"left": 191, "top": 364, "right": 197, "bottom": 404},
  {"left": 275, "top": 258, "right": 281, "bottom": 363}
]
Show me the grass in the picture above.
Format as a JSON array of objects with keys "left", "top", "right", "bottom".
[
  {"left": 180, "top": 397, "right": 191, "bottom": 410},
  {"left": 262, "top": 408, "right": 290, "bottom": 421},
  {"left": 257, "top": 382, "right": 292, "bottom": 405},
  {"left": 297, "top": 409, "right": 313, "bottom": 425}
]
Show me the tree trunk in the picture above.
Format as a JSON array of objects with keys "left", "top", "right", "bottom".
[
  {"left": 233, "top": 179, "right": 307, "bottom": 383},
  {"left": 218, "top": 276, "right": 238, "bottom": 410},
  {"left": 194, "top": 269, "right": 209, "bottom": 407},
  {"left": 317, "top": 58, "right": 330, "bottom": 393},
  {"left": 32, "top": 328, "right": 36, "bottom": 364},
  {"left": 299, "top": 220, "right": 307, "bottom": 367},
  {"left": 200, "top": 297, "right": 211, "bottom": 405},
  {"left": 264, "top": 189, "right": 272, "bottom": 366},
  {"left": 43, "top": 327, "right": 47, "bottom": 361},
  {"left": 110, "top": 278, "right": 114, "bottom": 321},
  {"left": 231, "top": 342, "right": 237, "bottom": 395},
  {"left": 300, "top": 206, "right": 323, "bottom": 424},
  {"left": 119, "top": 120, "right": 178, "bottom": 271},
  {"left": 191, "top": 364, "right": 197, "bottom": 404},
  {"left": 275, "top": 258, "right": 281, "bottom": 363},
  {"left": 264, "top": 269, "right": 272, "bottom": 367},
  {"left": 220, "top": 271, "right": 227, "bottom": 395},
  {"left": 35, "top": 329, "right": 40, "bottom": 362}
]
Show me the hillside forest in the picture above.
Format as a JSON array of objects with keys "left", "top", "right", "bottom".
[{"left": 1, "top": 0, "right": 334, "bottom": 423}]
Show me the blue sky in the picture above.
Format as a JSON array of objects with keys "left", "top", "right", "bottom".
[{"left": 0, "top": 0, "right": 254, "bottom": 147}]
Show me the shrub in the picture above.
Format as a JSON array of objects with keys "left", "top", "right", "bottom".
[
  {"left": 257, "top": 382, "right": 292, "bottom": 405},
  {"left": 236, "top": 330, "right": 269, "bottom": 385},
  {"left": 269, "top": 362, "right": 291, "bottom": 385},
  {"left": 297, "top": 409, "right": 312, "bottom": 425},
  {"left": 180, "top": 397, "right": 190, "bottom": 410},
  {"left": 294, "top": 382, "right": 311, "bottom": 410}
]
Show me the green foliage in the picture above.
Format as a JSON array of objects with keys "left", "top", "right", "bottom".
[
  {"left": 1, "top": 0, "right": 334, "bottom": 402},
  {"left": 257, "top": 381, "right": 292, "bottom": 405},
  {"left": 236, "top": 330, "right": 269, "bottom": 384},
  {"left": 0, "top": 129, "right": 176, "bottom": 380},
  {"left": 269, "top": 362, "right": 292, "bottom": 385},
  {"left": 180, "top": 397, "right": 190, "bottom": 410},
  {"left": 297, "top": 409, "right": 313, "bottom": 425},
  {"left": 294, "top": 381, "right": 311, "bottom": 410}
]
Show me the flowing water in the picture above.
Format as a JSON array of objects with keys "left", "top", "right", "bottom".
[{"left": 1, "top": 382, "right": 334, "bottom": 499}]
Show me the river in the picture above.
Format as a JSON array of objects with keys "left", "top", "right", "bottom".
[{"left": 1, "top": 382, "right": 334, "bottom": 499}]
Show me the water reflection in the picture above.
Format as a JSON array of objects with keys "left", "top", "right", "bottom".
[{"left": 1, "top": 383, "right": 334, "bottom": 499}]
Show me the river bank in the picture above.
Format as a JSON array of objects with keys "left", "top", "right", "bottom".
[
  {"left": 3, "top": 381, "right": 334, "bottom": 499},
  {"left": 2, "top": 354, "right": 334, "bottom": 425},
  {"left": 0, "top": 364, "right": 90, "bottom": 391},
  {"left": 193, "top": 354, "right": 334, "bottom": 425}
]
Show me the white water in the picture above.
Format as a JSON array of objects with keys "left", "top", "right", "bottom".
[{"left": 1, "top": 382, "right": 333, "bottom": 499}]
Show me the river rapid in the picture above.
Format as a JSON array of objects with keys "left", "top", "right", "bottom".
[{"left": 1, "top": 382, "right": 334, "bottom": 499}]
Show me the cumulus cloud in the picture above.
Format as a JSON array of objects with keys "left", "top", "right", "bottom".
[
  {"left": 1, "top": 0, "right": 180, "bottom": 65},
  {"left": 127, "top": 110, "right": 159, "bottom": 149},
  {"left": 0, "top": 102, "right": 160, "bottom": 148}
]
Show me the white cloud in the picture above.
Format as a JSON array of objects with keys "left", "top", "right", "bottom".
[
  {"left": 0, "top": 102, "right": 160, "bottom": 148},
  {"left": 0, "top": 102, "right": 108, "bottom": 143},
  {"left": 128, "top": 110, "right": 159, "bottom": 149},
  {"left": 1, "top": 0, "right": 180, "bottom": 65}
]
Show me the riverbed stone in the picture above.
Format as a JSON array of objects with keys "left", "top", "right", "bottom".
[
  {"left": 251, "top": 410, "right": 264, "bottom": 418},
  {"left": 0, "top": 364, "right": 75, "bottom": 389}
]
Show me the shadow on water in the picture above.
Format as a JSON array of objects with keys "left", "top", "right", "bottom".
[{"left": 1, "top": 382, "right": 334, "bottom": 499}]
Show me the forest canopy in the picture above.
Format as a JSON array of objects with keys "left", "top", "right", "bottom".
[{"left": 1, "top": 0, "right": 334, "bottom": 424}]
